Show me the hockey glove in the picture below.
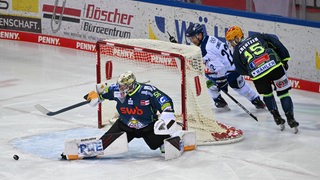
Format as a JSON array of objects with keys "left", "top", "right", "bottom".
[
  {"left": 154, "top": 111, "right": 177, "bottom": 135},
  {"left": 169, "top": 36, "right": 177, "bottom": 43},
  {"left": 83, "top": 83, "right": 107, "bottom": 106},
  {"left": 282, "top": 61, "right": 289, "bottom": 70},
  {"left": 215, "top": 76, "right": 228, "bottom": 93}
]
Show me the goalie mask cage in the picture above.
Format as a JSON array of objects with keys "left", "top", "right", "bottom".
[{"left": 96, "top": 39, "right": 243, "bottom": 145}]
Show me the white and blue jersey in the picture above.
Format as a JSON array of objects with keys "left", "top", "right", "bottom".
[{"left": 200, "top": 35, "right": 235, "bottom": 79}]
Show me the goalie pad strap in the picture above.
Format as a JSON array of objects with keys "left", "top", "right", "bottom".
[{"left": 100, "top": 131, "right": 125, "bottom": 150}]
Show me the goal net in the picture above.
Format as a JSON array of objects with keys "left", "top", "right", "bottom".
[{"left": 96, "top": 39, "right": 243, "bottom": 145}]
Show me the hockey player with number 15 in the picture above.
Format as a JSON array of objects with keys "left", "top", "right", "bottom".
[
  {"left": 225, "top": 26, "right": 299, "bottom": 133},
  {"left": 185, "top": 23, "right": 265, "bottom": 111}
]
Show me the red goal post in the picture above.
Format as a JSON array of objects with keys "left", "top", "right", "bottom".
[{"left": 95, "top": 39, "right": 243, "bottom": 145}]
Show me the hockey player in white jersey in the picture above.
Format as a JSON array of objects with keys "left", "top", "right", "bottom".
[{"left": 185, "top": 23, "right": 265, "bottom": 110}]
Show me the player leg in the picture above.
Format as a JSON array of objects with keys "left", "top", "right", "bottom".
[
  {"left": 145, "top": 121, "right": 196, "bottom": 160},
  {"left": 228, "top": 72, "right": 265, "bottom": 109},
  {"left": 252, "top": 76, "right": 285, "bottom": 130},
  {"left": 206, "top": 79, "right": 229, "bottom": 110},
  {"left": 273, "top": 71, "right": 299, "bottom": 133},
  {"left": 100, "top": 118, "right": 136, "bottom": 147},
  {"left": 140, "top": 122, "right": 171, "bottom": 150}
]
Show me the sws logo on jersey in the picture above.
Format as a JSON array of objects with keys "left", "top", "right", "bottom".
[{"left": 120, "top": 106, "right": 144, "bottom": 115}]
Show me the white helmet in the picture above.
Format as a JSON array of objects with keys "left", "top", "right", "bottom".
[{"left": 117, "top": 71, "right": 137, "bottom": 97}]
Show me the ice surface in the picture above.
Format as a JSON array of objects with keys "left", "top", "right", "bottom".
[{"left": 1, "top": 40, "right": 320, "bottom": 180}]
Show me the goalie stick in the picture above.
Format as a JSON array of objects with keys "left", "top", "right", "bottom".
[
  {"left": 35, "top": 80, "right": 151, "bottom": 116},
  {"left": 35, "top": 101, "right": 90, "bottom": 116}
]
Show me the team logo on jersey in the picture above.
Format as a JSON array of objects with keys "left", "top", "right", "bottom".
[
  {"left": 249, "top": 53, "right": 270, "bottom": 70},
  {"left": 274, "top": 76, "right": 291, "bottom": 91},
  {"left": 141, "top": 90, "right": 153, "bottom": 96},
  {"left": 140, "top": 100, "right": 150, "bottom": 106},
  {"left": 128, "top": 117, "right": 145, "bottom": 129},
  {"left": 251, "top": 60, "right": 276, "bottom": 77},
  {"left": 143, "top": 85, "right": 154, "bottom": 91},
  {"left": 159, "top": 96, "right": 169, "bottom": 104},
  {"left": 120, "top": 106, "right": 144, "bottom": 115},
  {"left": 128, "top": 98, "right": 133, "bottom": 105}
]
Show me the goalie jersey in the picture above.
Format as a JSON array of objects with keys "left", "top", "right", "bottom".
[{"left": 100, "top": 83, "right": 174, "bottom": 129}]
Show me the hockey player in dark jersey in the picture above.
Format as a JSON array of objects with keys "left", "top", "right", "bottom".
[
  {"left": 93, "top": 71, "right": 176, "bottom": 148},
  {"left": 61, "top": 71, "right": 179, "bottom": 160},
  {"left": 185, "top": 23, "right": 265, "bottom": 111},
  {"left": 225, "top": 26, "right": 299, "bottom": 133}
]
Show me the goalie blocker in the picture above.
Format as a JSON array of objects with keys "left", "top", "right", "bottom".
[{"left": 61, "top": 130, "right": 196, "bottom": 160}]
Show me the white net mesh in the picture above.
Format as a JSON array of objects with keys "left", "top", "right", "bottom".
[{"left": 96, "top": 39, "right": 243, "bottom": 145}]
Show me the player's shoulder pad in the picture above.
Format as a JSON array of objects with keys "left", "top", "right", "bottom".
[
  {"left": 200, "top": 36, "right": 209, "bottom": 57},
  {"left": 139, "top": 83, "right": 156, "bottom": 96}
]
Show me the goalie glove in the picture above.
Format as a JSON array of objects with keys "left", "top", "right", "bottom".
[
  {"left": 83, "top": 83, "right": 107, "bottom": 106},
  {"left": 154, "top": 111, "right": 177, "bottom": 135}
]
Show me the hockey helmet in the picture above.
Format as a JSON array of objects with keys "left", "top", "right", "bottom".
[
  {"left": 225, "top": 26, "right": 244, "bottom": 41},
  {"left": 185, "top": 23, "right": 204, "bottom": 37},
  {"left": 117, "top": 71, "right": 137, "bottom": 96}
]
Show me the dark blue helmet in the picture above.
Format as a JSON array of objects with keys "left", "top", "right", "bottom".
[{"left": 185, "top": 23, "right": 203, "bottom": 37}]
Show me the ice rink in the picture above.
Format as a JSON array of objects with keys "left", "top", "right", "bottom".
[{"left": 1, "top": 39, "right": 320, "bottom": 180}]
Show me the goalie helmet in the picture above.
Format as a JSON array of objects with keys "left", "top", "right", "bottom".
[
  {"left": 117, "top": 71, "right": 137, "bottom": 96},
  {"left": 185, "top": 23, "right": 203, "bottom": 37},
  {"left": 225, "top": 26, "right": 244, "bottom": 41}
]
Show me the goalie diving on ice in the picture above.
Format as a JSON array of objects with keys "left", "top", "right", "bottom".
[{"left": 61, "top": 71, "right": 196, "bottom": 160}]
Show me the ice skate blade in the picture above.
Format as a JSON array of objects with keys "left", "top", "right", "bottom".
[
  {"left": 293, "top": 127, "right": 298, "bottom": 134},
  {"left": 279, "top": 124, "right": 285, "bottom": 131},
  {"left": 214, "top": 106, "right": 231, "bottom": 113}
]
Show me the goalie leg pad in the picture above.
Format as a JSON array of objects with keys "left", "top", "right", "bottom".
[
  {"left": 64, "top": 137, "right": 104, "bottom": 160},
  {"left": 164, "top": 130, "right": 196, "bottom": 160},
  {"left": 63, "top": 132, "right": 128, "bottom": 160},
  {"left": 101, "top": 131, "right": 128, "bottom": 156},
  {"left": 181, "top": 130, "right": 196, "bottom": 151},
  {"left": 164, "top": 136, "right": 183, "bottom": 160}
]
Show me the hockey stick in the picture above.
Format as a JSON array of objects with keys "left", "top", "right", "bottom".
[
  {"left": 222, "top": 91, "right": 258, "bottom": 121},
  {"left": 35, "top": 101, "right": 90, "bottom": 116},
  {"left": 167, "top": 31, "right": 177, "bottom": 43},
  {"left": 35, "top": 79, "right": 151, "bottom": 116}
]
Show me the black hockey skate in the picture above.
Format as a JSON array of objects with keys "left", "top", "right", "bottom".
[
  {"left": 214, "top": 95, "right": 230, "bottom": 111},
  {"left": 251, "top": 96, "right": 266, "bottom": 109},
  {"left": 285, "top": 112, "right": 299, "bottom": 134},
  {"left": 270, "top": 110, "right": 286, "bottom": 131}
]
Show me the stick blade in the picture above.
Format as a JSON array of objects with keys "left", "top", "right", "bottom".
[{"left": 34, "top": 104, "right": 51, "bottom": 115}]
